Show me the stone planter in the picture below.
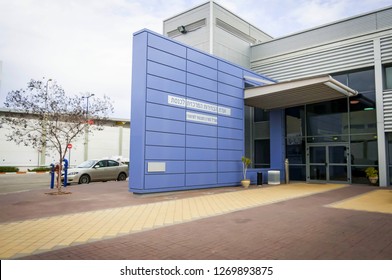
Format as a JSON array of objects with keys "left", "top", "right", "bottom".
[
  {"left": 369, "top": 176, "right": 378, "bottom": 185},
  {"left": 241, "top": 179, "right": 251, "bottom": 188}
]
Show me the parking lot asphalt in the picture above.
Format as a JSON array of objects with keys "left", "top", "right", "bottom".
[{"left": 0, "top": 179, "right": 391, "bottom": 260}]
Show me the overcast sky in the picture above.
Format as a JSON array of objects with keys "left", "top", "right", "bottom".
[{"left": 1, "top": 0, "right": 391, "bottom": 118}]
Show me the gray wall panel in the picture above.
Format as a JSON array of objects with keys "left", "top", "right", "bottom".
[
  {"left": 381, "top": 35, "right": 392, "bottom": 63},
  {"left": 383, "top": 90, "right": 392, "bottom": 131},
  {"left": 251, "top": 8, "right": 392, "bottom": 59},
  {"left": 251, "top": 40, "right": 374, "bottom": 81}
]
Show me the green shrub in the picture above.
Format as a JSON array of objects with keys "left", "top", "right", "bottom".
[
  {"left": 0, "top": 166, "right": 20, "bottom": 172},
  {"left": 28, "top": 167, "right": 51, "bottom": 172}
]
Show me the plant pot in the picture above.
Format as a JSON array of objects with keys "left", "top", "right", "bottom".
[
  {"left": 241, "top": 179, "right": 251, "bottom": 188},
  {"left": 369, "top": 176, "right": 378, "bottom": 185}
]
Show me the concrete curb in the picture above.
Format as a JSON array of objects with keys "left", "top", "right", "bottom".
[{"left": 0, "top": 172, "right": 50, "bottom": 175}]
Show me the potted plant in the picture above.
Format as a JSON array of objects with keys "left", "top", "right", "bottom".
[
  {"left": 365, "top": 167, "right": 378, "bottom": 185},
  {"left": 241, "top": 156, "right": 252, "bottom": 188}
]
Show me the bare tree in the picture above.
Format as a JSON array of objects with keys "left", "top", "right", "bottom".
[{"left": 1, "top": 78, "right": 114, "bottom": 194}]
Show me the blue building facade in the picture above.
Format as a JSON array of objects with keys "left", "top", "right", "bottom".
[{"left": 130, "top": 30, "right": 281, "bottom": 193}]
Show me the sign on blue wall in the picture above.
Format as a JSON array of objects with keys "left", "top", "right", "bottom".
[{"left": 130, "top": 29, "right": 271, "bottom": 193}]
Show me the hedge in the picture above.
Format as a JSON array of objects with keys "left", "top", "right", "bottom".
[
  {"left": 28, "top": 167, "right": 52, "bottom": 172},
  {"left": 0, "top": 166, "right": 20, "bottom": 172}
]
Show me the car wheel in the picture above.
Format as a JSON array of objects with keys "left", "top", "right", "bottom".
[
  {"left": 78, "top": 174, "right": 90, "bottom": 184},
  {"left": 117, "top": 172, "right": 127, "bottom": 181}
]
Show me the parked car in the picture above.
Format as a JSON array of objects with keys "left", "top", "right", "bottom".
[{"left": 62, "top": 159, "right": 129, "bottom": 184}]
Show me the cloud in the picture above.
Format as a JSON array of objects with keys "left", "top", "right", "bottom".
[
  {"left": 0, "top": 0, "right": 198, "bottom": 118},
  {"left": 1, "top": 0, "right": 391, "bottom": 118}
]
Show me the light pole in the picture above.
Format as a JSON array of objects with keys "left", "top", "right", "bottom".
[
  {"left": 82, "top": 93, "right": 95, "bottom": 120},
  {"left": 45, "top": 79, "right": 52, "bottom": 110},
  {"left": 40, "top": 78, "right": 52, "bottom": 166},
  {"left": 82, "top": 93, "right": 94, "bottom": 160}
]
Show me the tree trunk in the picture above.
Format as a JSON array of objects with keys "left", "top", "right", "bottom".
[{"left": 56, "top": 160, "right": 62, "bottom": 193}]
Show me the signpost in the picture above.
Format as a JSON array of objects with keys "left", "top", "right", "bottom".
[{"left": 67, "top": 143, "right": 72, "bottom": 166}]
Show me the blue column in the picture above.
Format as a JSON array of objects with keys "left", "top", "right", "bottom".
[{"left": 270, "top": 109, "right": 286, "bottom": 181}]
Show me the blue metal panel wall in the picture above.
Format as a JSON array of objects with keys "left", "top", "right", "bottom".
[
  {"left": 130, "top": 30, "right": 272, "bottom": 193},
  {"left": 129, "top": 31, "right": 148, "bottom": 191}
]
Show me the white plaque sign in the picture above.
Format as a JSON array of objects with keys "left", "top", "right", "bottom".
[
  {"left": 147, "top": 162, "right": 166, "bottom": 172},
  {"left": 186, "top": 111, "right": 217, "bottom": 125},
  {"left": 168, "top": 95, "right": 231, "bottom": 116}
]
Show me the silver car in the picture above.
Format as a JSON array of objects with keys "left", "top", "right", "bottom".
[{"left": 63, "top": 159, "right": 129, "bottom": 184}]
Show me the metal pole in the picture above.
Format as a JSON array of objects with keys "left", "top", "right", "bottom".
[
  {"left": 285, "top": 158, "right": 289, "bottom": 184},
  {"left": 82, "top": 93, "right": 94, "bottom": 160},
  {"left": 83, "top": 93, "right": 94, "bottom": 120},
  {"left": 41, "top": 78, "right": 52, "bottom": 166},
  {"left": 45, "top": 79, "right": 52, "bottom": 109}
]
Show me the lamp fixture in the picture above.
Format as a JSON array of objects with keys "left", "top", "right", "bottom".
[
  {"left": 177, "top": 25, "right": 187, "bottom": 34},
  {"left": 350, "top": 99, "right": 359, "bottom": 104}
]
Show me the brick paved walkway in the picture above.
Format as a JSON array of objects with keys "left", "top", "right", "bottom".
[{"left": 0, "top": 182, "right": 391, "bottom": 260}]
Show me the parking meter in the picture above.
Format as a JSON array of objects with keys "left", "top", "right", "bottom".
[
  {"left": 50, "top": 163, "right": 55, "bottom": 189},
  {"left": 63, "top": 159, "right": 68, "bottom": 187}
]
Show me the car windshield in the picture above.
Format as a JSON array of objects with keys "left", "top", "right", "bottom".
[{"left": 76, "top": 160, "right": 96, "bottom": 168}]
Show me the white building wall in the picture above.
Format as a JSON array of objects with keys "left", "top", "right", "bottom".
[
  {"left": 0, "top": 113, "right": 130, "bottom": 170},
  {"left": 163, "top": 3, "right": 210, "bottom": 53},
  {"left": 163, "top": 1, "right": 272, "bottom": 68},
  {"left": 88, "top": 126, "right": 121, "bottom": 159},
  {"left": 0, "top": 122, "right": 39, "bottom": 167},
  {"left": 122, "top": 127, "right": 130, "bottom": 161},
  {"left": 63, "top": 135, "right": 85, "bottom": 167},
  {"left": 0, "top": 61, "right": 2, "bottom": 90}
]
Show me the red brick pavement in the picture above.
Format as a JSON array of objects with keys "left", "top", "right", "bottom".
[{"left": 9, "top": 184, "right": 392, "bottom": 260}]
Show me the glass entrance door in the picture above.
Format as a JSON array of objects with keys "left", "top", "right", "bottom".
[{"left": 307, "top": 144, "right": 350, "bottom": 183}]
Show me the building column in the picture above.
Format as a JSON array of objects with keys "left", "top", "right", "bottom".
[
  {"left": 269, "top": 109, "right": 286, "bottom": 181},
  {"left": 209, "top": 0, "right": 214, "bottom": 54},
  {"left": 374, "top": 38, "right": 388, "bottom": 187},
  {"left": 83, "top": 126, "right": 89, "bottom": 161},
  {"left": 118, "top": 124, "right": 123, "bottom": 157}
]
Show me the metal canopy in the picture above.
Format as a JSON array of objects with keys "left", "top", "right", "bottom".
[{"left": 244, "top": 75, "right": 358, "bottom": 110}]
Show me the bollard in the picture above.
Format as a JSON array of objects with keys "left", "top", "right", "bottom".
[
  {"left": 63, "top": 159, "right": 68, "bottom": 187},
  {"left": 50, "top": 163, "right": 55, "bottom": 189},
  {"left": 257, "top": 172, "right": 263, "bottom": 186},
  {"left": 285, "top": 158, "right": 289, "bottom": 184}
]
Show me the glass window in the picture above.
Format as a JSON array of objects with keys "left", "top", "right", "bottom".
[
  {"left": 288, "top": 165, "right": 306, "bottom": 181},
  {"left": 350, "top": 135, "right": 378, "bottom": 166},
  {"left": 286, "top": 138, "right": 305, "bottom": 164},
  {"left": 307, "top": 135, "right": 349, "bottom": 143},
  {"left": 384, "top": 65, "right": 392, "bottom": 90},
  {"left": 351, "top": 166, "right": 369, "bottom": 184},
  {"left": 333, "top": 68, "right": 376, "bottom": 105},
  {"left": 387, "top": 133, "right": 392, "bottom": 184},
  {"left": 254, "top": 108, "right": 269, "bottom": 122},
  {"left": 306, "top": 99, "right": 348, "bottom": 137},
  {"left": 349, "top": 106, "right": 377, "bottom": 134},
  {"left": 286, "top": 106, "right": 305, "bottom": 137},
  {"left": 332, "top": 73, "right": 348, "bottom": 86},
  {"left": 348, "top": 69, "right": 375, "bottom": 93},
  {"left": 96, "top": 160, "right": 107, "bottom": 168},
  {"left": 108, "top": 160, "right": 119, "bottom": 167},
  {"left": 254, "top": 139, "right": 270, "bottom": 168}
]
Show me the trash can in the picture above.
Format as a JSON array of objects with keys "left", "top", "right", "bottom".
[
  {"left": 257, "top": 172, "right": 263, "bottom": 186},
  {"left": 268, "top": 170, "right": 280, "bottom": 185}
]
